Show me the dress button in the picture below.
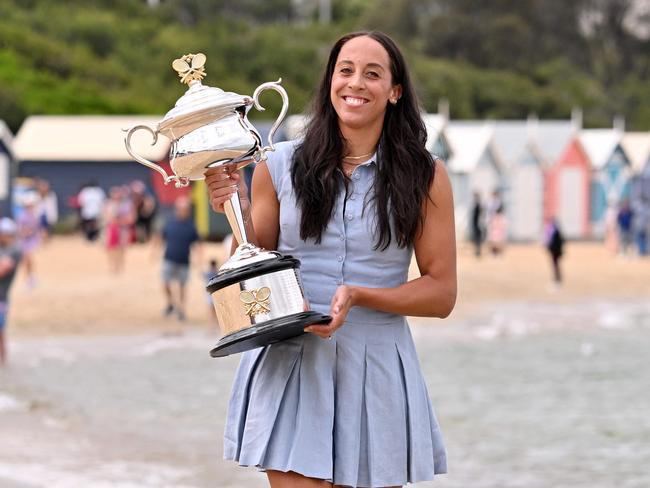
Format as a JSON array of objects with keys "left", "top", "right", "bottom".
[
  {"left": 337, "top": 255, "right": 343, "bottom": 262},
  {"left": 354, "top": 173, "right": 360, "bottom": 180},
  {"left": 349, "top": 194, "right": 356, "bottom": 201},
  {"left": 346, "top": 214, "right": 353, "bottom": 221},
  {"left": 336, "top": 279, "right": 343, "bottom": 285}
]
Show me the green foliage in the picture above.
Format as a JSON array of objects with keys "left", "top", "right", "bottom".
[{"left": 0, "top": 0, "right": 647, "bottom": 133}]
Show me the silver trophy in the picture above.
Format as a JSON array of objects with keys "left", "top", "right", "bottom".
[{"left": 124, "top": 53, "right": 330, "bottom": 357}]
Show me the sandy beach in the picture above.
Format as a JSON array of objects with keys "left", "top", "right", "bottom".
[{"left": 7, "top": 235, "right": 650, "bottom": 337}]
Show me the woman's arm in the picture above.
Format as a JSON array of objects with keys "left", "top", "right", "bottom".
[
  {"left": 306, "top": 161, "right": 456, "bottom": 338},
  {"left": 205, "top": 162, "right": 280, "bottom": 253}
]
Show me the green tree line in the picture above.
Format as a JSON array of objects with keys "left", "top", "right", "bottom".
[{"left": 0, "top": 0, "right": 648, "bottom": 133}]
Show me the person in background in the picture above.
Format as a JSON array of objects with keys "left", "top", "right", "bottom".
[
  {"left": 17, "top": 193, "right": 41, "bottom": 289},
  {"left": 130, "top": 180, "right": 157, "bottom": 243},
  {"left": 35, "top": 179, "right": 58, "bottom": 241},
  {"left": 616, "top": 199, "right": 634, "bottom": 256},
  {"left": 78, "top": 181, "right": 106, "bottom": 242},
  {"left": 0, "top": 218, "right": 22, "bottom": 366},
  {"left": 487, "top": 204, "right": 508, "bottom": 256},
  {"left": 158, "top": 197, "right": 201, "bottom": 321},
  {"left": 103, "top": 186, "right": 133, "bottom": 273},
  {"left": 204, "top": 258, "right": 220, "bottom": 325},
  {"left": 470, "top": 191, "right": 484, "bottom": 257},
  {"left": 545, "top": 217, "right": 565, "bottom": 287}
]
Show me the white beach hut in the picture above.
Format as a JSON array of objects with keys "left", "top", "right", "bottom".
[
  {"left": 621, "top": 132, "right": 650, "bottom": 177},
  {"left": 489, "top": 120, "right": 545, "bottom": 241},
  {"left": 445, "top": 121, "right": 503, "bottom": 237},
  {"left": 422, "top": 113, "right": 451, "bottom": 162}
]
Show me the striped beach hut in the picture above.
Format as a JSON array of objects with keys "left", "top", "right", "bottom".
[
  {"left": 13, "top": 115, "right": 171, "bottom": 221},
  {"left": 445, "top": 121, "right": 503, "bottom": 236},
  {"left": 579, "top": 129, "right": 631, "bottom": 237},
  {"left": 0, "top": 120, "right": 15, "bottom": 217}
]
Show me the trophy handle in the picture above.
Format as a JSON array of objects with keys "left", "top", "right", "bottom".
[
  {"left": 252, "top": 79, "right": 289, "bottom": 159},
  {"left": 123, "top": 125, "right": 189, "bottom": 188}
]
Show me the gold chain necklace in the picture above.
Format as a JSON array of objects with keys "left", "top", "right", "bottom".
[
  {"left": 342, "top": 150, "right": 374, "bottom": 177},
  {"left": 342, "top": 151, "right": 374, "bottom": 161}
]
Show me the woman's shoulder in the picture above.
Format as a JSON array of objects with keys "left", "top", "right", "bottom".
[{"left": 266, "top": 139, "right": 301, "bottom": 165}]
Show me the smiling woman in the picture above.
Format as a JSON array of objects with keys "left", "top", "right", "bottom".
[{"left": 205, "top": 31, "right": 457, "bottom": 488}]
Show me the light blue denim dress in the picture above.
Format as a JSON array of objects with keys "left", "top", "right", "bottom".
[{"left": 224, "top": 140, "right": 446, "bottom": 487}]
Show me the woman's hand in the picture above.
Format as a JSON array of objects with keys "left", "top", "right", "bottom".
[
  {"left": 204, "top": 166, "right": 250, "bottom": 214},
  {"left": 304, "top": 285, "right": 355, "bottom": 339}
]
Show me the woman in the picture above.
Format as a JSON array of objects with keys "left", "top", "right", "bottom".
[{"left": 206, "top": 31, "right": 456, "bottom": 488}]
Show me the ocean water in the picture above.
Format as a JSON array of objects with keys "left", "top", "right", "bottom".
[{"left": 1, "top": 300, "right": 649, "bottom": 488}]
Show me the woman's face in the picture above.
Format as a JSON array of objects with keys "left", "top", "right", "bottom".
[{"left": 330, "top": 36, "right": 402, "bottom": 132}]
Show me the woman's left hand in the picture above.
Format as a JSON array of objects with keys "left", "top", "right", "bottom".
[{"left": 304, "top": 285, "right": 355, "bottom": 339}]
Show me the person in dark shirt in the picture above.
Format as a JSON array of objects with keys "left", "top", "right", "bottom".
[
  {"left": 470, "top": 191, "right": 484, "bottom": 257},
  {"left": 545, "top": 218, "right": 565, "bottom": 286},
  {"left": 160, "top": 197, "right": 200, "bottom": 321}
]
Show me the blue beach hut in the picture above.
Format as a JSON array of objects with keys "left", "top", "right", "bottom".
[{"left": 578, "top": 129, "right": 631, "bottom": 237}]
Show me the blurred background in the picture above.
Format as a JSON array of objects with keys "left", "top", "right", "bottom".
[{"left": 0, "top": 1, "right": 649, "bottom": 487}]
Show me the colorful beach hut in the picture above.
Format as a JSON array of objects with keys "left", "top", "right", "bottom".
[
  {"left": 621, "top": 132, "right": 650, "bottom": 177},
  {"left": 0, "top": 120, "right": 15, "bottom": 217},
  {"left": 543, "top": 135, "right": 591, "bottom": 240},
  {"left": 622, "top": 132, "right": 650, "bottom": 254},
  {"left": 445, "top": 121, "right": 503, "bottom": 237},
  {"left": 579, "top": 129, "right": 631, "bottom": 237}
]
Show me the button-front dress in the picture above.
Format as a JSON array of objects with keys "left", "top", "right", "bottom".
[{"left": 224, "top": 141, "right": 447, "bottom": 487}]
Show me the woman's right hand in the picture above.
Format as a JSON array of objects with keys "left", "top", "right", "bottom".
[{"left": 204, "top": 166, "right": 250, "bottom": 214}]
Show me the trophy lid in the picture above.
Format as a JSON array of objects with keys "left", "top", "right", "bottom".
[{"left": 158, "top": 53, "right": 252, "bottom": 139}]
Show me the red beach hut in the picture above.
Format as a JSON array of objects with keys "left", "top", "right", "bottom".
[{"left": 544, "top": 137, "right": 591, "bottom": 239}]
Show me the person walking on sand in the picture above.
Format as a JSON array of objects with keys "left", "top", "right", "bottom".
[
  {"left": 78, "top": 181, "right": 106, "bottom": 242},
  {"left": 158, "top": 197, "right": 201, "bottom": 321},
  {"left": 206, "top": 31, "right": 456, "bottom": 488},
  {"left": 16, "top": 193, "right": 41, "bottom": 289},
  {"left": 545, "top": 218, "right": 565, "bottom": 286},
  {"left": 35, "top": 179, "right": 58, "bottom": 242},
  {"left": 0, "top": 218, "right": 22, "bottom": 366},
  {"left": 470, "top": 191, "right": 484, "bottom": 257},
  {"left": 487, "top": 204, "right": 508, "bottom": 256}
]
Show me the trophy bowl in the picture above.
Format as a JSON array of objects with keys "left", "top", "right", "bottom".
[{"left": 124, "top": 53, "right": 330, "bottom": 357}]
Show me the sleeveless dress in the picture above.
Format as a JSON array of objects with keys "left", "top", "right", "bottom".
[{"left": 224, "top": 140, "right": 447, "bottom": 487}]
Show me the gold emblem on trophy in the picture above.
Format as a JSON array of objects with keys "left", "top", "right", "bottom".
[{"left": 240, "top": 287, "right": 272, "bottom": 317}]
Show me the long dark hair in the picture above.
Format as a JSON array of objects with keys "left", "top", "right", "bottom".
[{"left": 291, "top": 31, "right": 436, "bottom": 250}]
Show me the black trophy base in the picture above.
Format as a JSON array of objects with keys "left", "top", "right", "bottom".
[{"left": 210, "top": 311, "right": 332, "bottom": 358}]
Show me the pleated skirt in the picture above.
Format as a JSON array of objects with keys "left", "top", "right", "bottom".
[{"left": 223, "top": 319, "right": 447, "bottom": 487}]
